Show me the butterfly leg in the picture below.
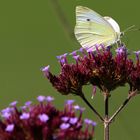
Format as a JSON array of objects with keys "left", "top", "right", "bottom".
[
  {"left": 117, "top": 40, "right": 121, "bottom": 47},
  {"left": 117, "top": 40, "right": 126, "bottom": 48}
]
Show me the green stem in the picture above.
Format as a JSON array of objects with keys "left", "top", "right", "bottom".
[
  {"left": 80, "top": 92, "right": 104, "bottom": 122},
  {"left": 109, "top": 90, "right": 137, "bottom": 123},
  {"left": 104, "top": 93, "right": 110, "bottom": 140}
]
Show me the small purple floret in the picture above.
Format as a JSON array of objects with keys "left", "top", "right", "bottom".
[
  {"left": 38, "top": 114, "right": 49, "bottom": 122},
  {"left": 60, "top": 123, "right": 70, "bottom": 130},
  {"left": 73, "top": 105, "right": 85, "bottom": 112},
  {"left": 69, "top": 50, "right": 77, "bottom": 56},
  {"left": 134, "top": 50, "right": 140, "bottom": 60},
  {"left": 60, "top": 58, "right": 66, "bottom": 65},
  {"left": 73, "top": 105, "right": 80, "bottom": 110},
  {"left": 20, "top": 113, "right": 30, "bottom": 120},
  {"left": 46, "top": 96, "right": 54, "bottom": 102},
  {"left": 79, "top": 47, "right": 85, "bottom": 53},
  {"left": 84, "top": 118, "right": 92, "bottom": 125},
  {"left": 37, "top": 95, "right": 45, "bottom": 102},
  {"left": 73, "top": 55, "right": 80, "bottom": 61},
  {"left": 41, "top": 65, "right": 50, "bottom": 77},
  {"left": 25, "top": 101, "right": 32, "bottom": 106},
  {"left": 41, "top": 65, "right": 50, "bottom": 72},
  {"left": 84, "top": 119, "right": 96, "bottom": 127},
  {"left": 20, "top": 106, "right": 27, "bottom": 110},
  {"left": 9, "top": 101, "right": 18, "bottom": 107},
  {"left": 69, "top": 117, "right": 78, "bottom": 124},
  {"left": 91, "top": 121, "right": 97, "bottom": 126},
  {"left": 56, "top": 53, "right": 68, "bottom": 60},
  {"left": 61, "top": 116, "right": 69, "bottom": 122},
  {"left": 65, "top": 99, "right": 75, "bottom": 105},
  {"left": 95, "top": 44, "right": 100, "bottom": 52},
  {"left": 115, "top": 46, "right": 127, "bottom": 55},
  {"left": 5, "top": 124, "right": 14, "bottom": 132},
  {"left": 1, "top": 107, "right": 12, "bottom": 114},
  {"left": 1, "top": 112, "right": 11, "bottom": 119},
  {"left": 86, "top": 47, "right": 95, "bottom": 53}
]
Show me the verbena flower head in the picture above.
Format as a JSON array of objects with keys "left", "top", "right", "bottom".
[
  {"left": 42, "top": 45, "right": 140, "bottom": 95},
  {"left": 0, "top": 96, "right": 96, "bottom": 140},
  {"left": 128, "top": 50, "right": 140, "bottom": 91}
]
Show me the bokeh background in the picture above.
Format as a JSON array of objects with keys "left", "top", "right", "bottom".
[{"left": 0, "top": 0, "right": 140, "bottom": 139}]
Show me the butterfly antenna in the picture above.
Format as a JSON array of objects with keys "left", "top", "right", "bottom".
[{"left": 123, "top": 25, "right": 140, "bottom": 33}]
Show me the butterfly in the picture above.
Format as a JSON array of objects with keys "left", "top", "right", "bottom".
[{"left": 74, "top": 6, "right": 122, "bottom": 51}]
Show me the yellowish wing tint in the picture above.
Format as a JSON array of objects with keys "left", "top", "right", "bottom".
[{"left": 75, "top": 6, "right": 118, "bottom": 50}]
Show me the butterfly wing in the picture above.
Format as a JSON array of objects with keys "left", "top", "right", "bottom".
[{"left": 75, "top": 6, "right": 119, "bottom": 50}]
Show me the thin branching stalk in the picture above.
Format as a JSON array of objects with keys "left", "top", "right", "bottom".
[
  {"left": 109, "top": 90, "right": 137, "bottom": 123},
  {"left": 80, "top": 92, "right": 104, "bottom": 122}
]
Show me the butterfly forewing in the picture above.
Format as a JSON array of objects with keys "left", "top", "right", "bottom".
[{"left": 75, "top": 6, "right": 118, "bottom": 49}]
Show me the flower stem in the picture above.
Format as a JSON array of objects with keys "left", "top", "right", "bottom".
[
  {"left": 109, "top": 90, "right": 137, "bottom": 123},
  {"left": 104, "top": 121, "right": 109, "bottom": 140},
  {"left": 104, "top": 92, "right": 110, "bottom": 140},
  {"left": 80, "top": 92, "right": 104, "bottom": 122}
]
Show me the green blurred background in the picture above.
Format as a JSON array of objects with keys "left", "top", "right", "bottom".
[{"left": 0, "top": 0, "right": 140, "bottom": 139}]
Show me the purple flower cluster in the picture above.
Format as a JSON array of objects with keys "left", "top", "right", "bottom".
[
  {"left": 42, "top": 45, "right": 140, "bottom": 95},
  {"left": 0, "top": 96, "right": 96, "bottom": 140}
]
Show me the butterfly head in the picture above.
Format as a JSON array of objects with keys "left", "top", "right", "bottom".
[{"left": 120, "top": 32, "right": 124, "bottom": 37}]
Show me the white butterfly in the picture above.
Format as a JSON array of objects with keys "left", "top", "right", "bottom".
[{"left": 74, "top": 6, "right": 122, "bottom": 51}]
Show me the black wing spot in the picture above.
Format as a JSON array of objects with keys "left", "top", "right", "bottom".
[{"left": 86, "top": 18, "right": 90, "bottom": 21}]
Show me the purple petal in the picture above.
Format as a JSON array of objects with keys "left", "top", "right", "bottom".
[
  {"left": 62, "top": 53, "right": 68, "bottom": 58},
  {"left": 46, "top": 96, "right": 54, "bottom": 102},
  {"left": 86, "top": 47, "right": 95, "bottom": 53},
  {"left": 37, "top": 95, "right": 45, "bottom": 102},
  {"left": 79, "top": 47, "right": 85, "bottom": 53},
  {"left": 69, "top": 117, "right": 78, "bottom": 124},
  {"left": 91, "top": 121, "right": 97, "bottom": 126},
  {"left": 73, "top": 105, "right": 80, "bottom": 110},
  {"left": 100, "top": 44, "right": 105, "bottom": 50},
  {"left": 25, "top": 101, "right": 32, "bottom": 106},
  {"left": 1, "top": 107, "right": 12, "bottom": 114},
  {"left": 1, "top": 112, "right": 11, "bottom": 119},
  {"left": 56, "top": 53, "right": 68, "bottom": 60},
  {"left": 41, "top": 65, "right": 50, "bottom": 72},
  {"left": 5, "top": 124, "right": 14, "bottom": 132},
  {"left": 69, "top": 50, "right": 77, "bottom": 56},
  {"left": 65, "top": 99, "right": 75, "bottom": 105},
  {"left": 84, "top": 118, "right": 92, "bottom": 125},
  {"left": 9, "top": 101, "right": 18, "bottom": 107},
  {"left": 60, "top": 123, "right": 70, "bottom": 130},
  {"left": 38, "top": 114, "right": 49, "bottom": 122},
  {"left": 73, "top": 55, "right": 80, "bottom": 61},
  {"left": 73, "top": 105, "right": 85, "bottom": 112},
  {"left": 20, "top": 106, "right": 27, "bottom": 110},
  {"left": 57, "top": 53, "right": 68, "bottom": 66},
  {"left": 20, "top": 113, "right": 30, "bottom": 120},
  {"left": 41, "top": 65, "right": 50, "bottom": 77},
  {"left": 61, "top": 116, "right": 69, "bottom": 122},
  {"left": 134, "top": 50, "right": 140, "bottom": 60},
  {"left": 56, "top": 55, "right": 61, "bottom": 60},
  {"left": 59, "top": 58, "right": 66, "bottom": 65},
  {"left": 115, "top": 46, "right": 127, "bottom": 55}
]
